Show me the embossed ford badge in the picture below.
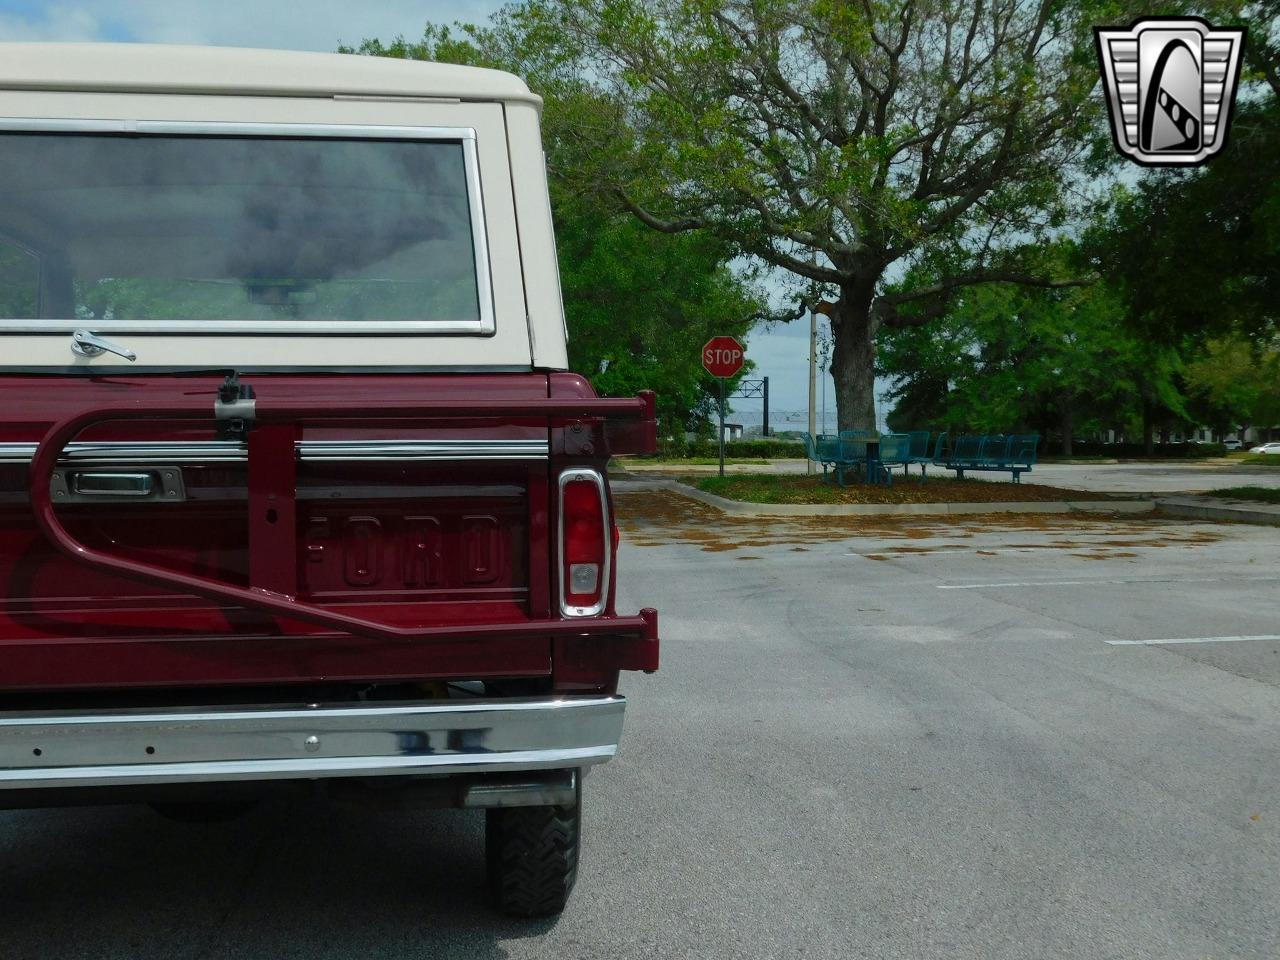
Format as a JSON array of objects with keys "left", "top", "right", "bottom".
[{"left": 1095, "top": 17, "right": 1246, "bottom": 166}]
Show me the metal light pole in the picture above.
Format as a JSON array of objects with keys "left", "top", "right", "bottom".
[
  {"left": 807, "top": 307, "right": 817, "bottom": 475},
  {"left": 817, "top": 328, "right": 831, "bottom": 434}
]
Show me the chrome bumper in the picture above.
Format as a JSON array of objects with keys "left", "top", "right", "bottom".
[{"left": 0, "top": 696, "right": 625, "bottom": 790}]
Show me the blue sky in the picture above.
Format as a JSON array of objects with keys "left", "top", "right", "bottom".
[
  {"left": 0, "top": 1, "right": 503, "bottom": 50},
  {"left": 0, "top": 0, "right": 852, "bottom": 424}
]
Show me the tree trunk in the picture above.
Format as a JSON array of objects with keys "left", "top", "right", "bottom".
[
  {"left": 1061, "top": 403, "right": 1074, "bottom": 457},
  {"left": 1142, "top": 401, "right": 1155, "bottom": 456},
  {"left": 829, "top": 286, "right": 878, "bottom": 432}
]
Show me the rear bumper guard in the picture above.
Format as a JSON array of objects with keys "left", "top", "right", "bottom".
[{"left": 0, "top": 695, "right": 625, "bottom": 791}]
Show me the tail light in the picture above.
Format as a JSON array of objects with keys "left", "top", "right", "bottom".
[{"left": 558, "top": 468, "right": 610, "bottom": 616}]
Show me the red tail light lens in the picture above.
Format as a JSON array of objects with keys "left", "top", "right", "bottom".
[{"left": 559, "top": 469, "right": 609, "bottom": 616}]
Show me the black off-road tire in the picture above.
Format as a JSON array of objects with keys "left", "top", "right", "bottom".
[
  {"left": 485, "top": 774, "right": 581, "bottom": 917},
  {"left": 148, "top": 799, "right": 259, "bottom": 823}
]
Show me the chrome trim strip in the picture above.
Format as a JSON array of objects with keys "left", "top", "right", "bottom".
[
  {"left": 0, "top": 439, "right": 549, "bottom": 465},
  {"left": 0, "top": 120, "right": 495, "bottom": 337},
  {"left": 0, "top": 120, "right": 473, "bottom": 140},
  {"left": 0, "top": 696, "right": 625, "bottom": 790},
  {"left": 299, "top": 440, "right": 547, "bottom": 462},
  {"left": 558, "top": 467, "right": 611, "bottom": 618}
]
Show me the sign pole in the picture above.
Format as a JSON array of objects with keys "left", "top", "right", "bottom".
[
  {"left": 701, "top": 335, "right": 746, "bottom": 480},
  {"left": 762, "top": 376, "right": 769, "bottom": 438},
  {"left": 718, "top": 377, "right": 726, "bottom": 478}
]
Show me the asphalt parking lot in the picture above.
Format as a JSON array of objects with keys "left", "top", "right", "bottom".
[{"left": 3, "top": 489, "right": 1278, "bottom": 959}]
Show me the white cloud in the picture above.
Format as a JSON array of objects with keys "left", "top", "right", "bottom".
[
  {"left": 0, "top": 1, "right": 503, "bottom": 51},
  {"left": 0, "top": 7, "right": 103, "bottom": 41}
]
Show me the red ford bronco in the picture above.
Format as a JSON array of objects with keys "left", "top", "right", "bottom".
[{"left": 0, "top": 43, "right": 658, "bottom": 916}]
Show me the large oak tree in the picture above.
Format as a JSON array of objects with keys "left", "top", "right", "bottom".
[{"left": 515, "top": 0, "right": 1117, "bottom": 429}]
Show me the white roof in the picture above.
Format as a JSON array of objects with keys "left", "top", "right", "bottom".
[{"left": 0, "top": 43, "right": 540, "bottom": 108}]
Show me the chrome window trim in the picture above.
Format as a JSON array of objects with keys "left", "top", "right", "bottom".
[
  {"left": 0, "top": 439, "right": 549, "bottom": 465},
  {"left": 299, "top": 439, "right": 546, "bottom": 462},
  {"left": 557, "top": 467, "right": 611, "bottom": 618},
  {"left": 0, "top": 119, "right": 496, "bottom": 336}
]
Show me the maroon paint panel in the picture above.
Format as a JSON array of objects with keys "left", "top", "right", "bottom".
[
  {"left": 0, "top": 633, "right": 552, "bottom": 691},
  {"left": 0, "top": 372, "right": 658, "bottom": 693},
  {"left": 248, "top": 423, "right": 299, "bottom": 597}
]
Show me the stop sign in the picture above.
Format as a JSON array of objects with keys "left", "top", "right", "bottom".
[{"left": 702, "top": 336, "right": 746, "bottom": 378}]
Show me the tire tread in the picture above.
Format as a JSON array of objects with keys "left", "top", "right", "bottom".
[{"left": 486, "top": 790, "right": 580, "bottom": 916}]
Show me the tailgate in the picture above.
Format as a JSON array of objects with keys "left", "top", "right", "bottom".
[{"left": 0, "top": 373, "right": 654, "bottom": 691}]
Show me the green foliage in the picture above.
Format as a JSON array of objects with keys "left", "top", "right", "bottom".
[
  {"left": 1060, "top": 441, "right": 1227, "bottom": 458},
  {"left": 342, "top": 21, "right": 761, "bottom": 435},
  {"left": 878, "top": 244, "right": 1181, "bottom": 449},
  {"left": 1185, "top": 335, "right": 1280, "bottom": 430},
  {"left": 1079, "top": 2, "right": 1279, "bottom": 440},
  {"left": 500, "top": 0, "right": 1120, "bottom": 429},
  {"left": 656, "top": 437, "right": 804, "bottom": 459},
  {"left": 555, "top": 203, "right": 758, "bottom": 434},
  {"left": 1088, "top": 42, "right": 1279, "bottom": 341},
  {"left": 1090, "top": 0, "right": 1280, "bottom": 343},
  {"left": 1207, "top": 486, "right": 1280, "bottom": 503},
  {"left": 0, "top": 241, "right": 37, "bottom": 317}
]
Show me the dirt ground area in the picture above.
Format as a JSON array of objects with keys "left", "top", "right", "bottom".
[{"left": 614, "top": 489, "right": 1221, "bottom": 559}]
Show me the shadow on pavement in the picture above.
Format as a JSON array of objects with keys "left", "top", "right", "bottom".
[{"left": 0, "top": 797, "right": 558, "bottom": 960}]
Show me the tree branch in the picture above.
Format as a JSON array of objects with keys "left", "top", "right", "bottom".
[
  {"left": 884, "top": 270, "right": 1096, "bottom": 307},
  {"left": 615, "top": 189, "right": 704, "bottom": 233},
  {"left": 874, "top": 269, "right": 1097, "bottom": 328}
]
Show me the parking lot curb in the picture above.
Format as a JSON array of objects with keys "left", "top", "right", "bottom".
[
  {"left": 1156, "top": 497, "right": 1280, "bottom": 527},
  {"left": 662, "top": 481, "right": 1155, "bottom": 518}
]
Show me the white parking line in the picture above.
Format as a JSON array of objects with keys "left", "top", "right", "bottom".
[
  {"left": 937, "top": 575, "right": 1280, "bottom": 590},
  {"left": 1106, "top": 635, "right": 1280, "bottom": 646}
]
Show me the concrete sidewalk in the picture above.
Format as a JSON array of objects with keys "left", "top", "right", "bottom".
[
  {"left": 621, "top": 457, "right": 1280, "bottom": 495},
  {"left": 1157, "top": 496, "right": 1280, "bottom": 526}
]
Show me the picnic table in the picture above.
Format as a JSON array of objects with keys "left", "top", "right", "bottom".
[{"left": 803, "top": 432, "right": 885, "bottom": 486}]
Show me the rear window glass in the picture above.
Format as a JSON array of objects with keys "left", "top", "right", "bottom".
[{"left": 0, "top": 133, "right": 485, "bottom": 327}]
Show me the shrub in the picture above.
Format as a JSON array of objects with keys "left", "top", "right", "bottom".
[
  {"left": 649, "top": 437, "right": 805, "bottom": 459},
  {"left": 1059, "top": 440, "right": 1226, "bottom": 458}
]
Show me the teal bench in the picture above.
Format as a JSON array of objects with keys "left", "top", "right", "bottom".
[
  {"left": 803, "top": 433, "right": 857, "bottom": 486},
  {"left": 935, "top": 433, "right": 1039, "bottom": 483},
  {"left": 906, "top": 431, "right": 932, "bottom": 475}
]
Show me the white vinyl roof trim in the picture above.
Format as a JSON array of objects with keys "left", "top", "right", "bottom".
[{"left": 0, "top": 43, "right": 541, "bottom": 109}]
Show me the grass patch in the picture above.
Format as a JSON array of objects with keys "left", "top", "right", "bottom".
[
  {"left": 656, "top": 457, "right": 778, "bottom": 466},
  {"left": 1036, "top": 455, "right": 1117, "bottom": 463},
  {"left": 686, "top": 473, "right": 1115, "bottom": 505},
  {"left": 615, "top": 457, "right": 780, "bottom": 470},
  {"left": 1206, "top": 486, "right": 1280, "bottom": 504},
  {"left": 1224, "top": 452, "right": 1280, "bottom": 465}
]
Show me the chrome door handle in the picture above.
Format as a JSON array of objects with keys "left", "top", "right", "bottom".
[
  {"left": 71, "top": 472, "right": 155, "bottom": 497},
  {"left": 50, "top": 468, "right": 185, "bottom": 503},
  {"left": 71, "top": 329, "right": 137, "bottom": 362}
]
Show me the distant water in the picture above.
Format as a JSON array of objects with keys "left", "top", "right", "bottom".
[{"left": 727, "top": 406, "right": 882, "bottom": 433}]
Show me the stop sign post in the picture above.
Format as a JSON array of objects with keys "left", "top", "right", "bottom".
[{"left": 702, "top": 336, "right": 746, "bottom": 477}]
